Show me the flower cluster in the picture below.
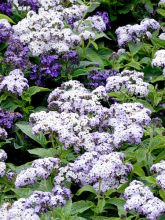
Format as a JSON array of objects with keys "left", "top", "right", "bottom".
[
  {"left": 0, "top": 19, "right": 13, "bottom": 44},
  {"left": 108, "top": 102, "right": 151, "bottom": 146},
  {"left": 151, "top": 161, "right": 165, "bottom": 190},
  {"left": 0, "top": 200, "right": 40, "bottom": 220},
  {"left": 15, "top": 157, "right": 59, "bottom": 188},
  {"left": 12, "top": 0, "right": 39, "bottom": 12},
  {"left": 105, "top": 70, "right": 149, "bottom": 97},
  {"left": 0, "top": 69, "right": 29, "bottom": 96},
  {"left": 0, "top": 108, "right": 22, "bottom": 139},
  {"left": 0, "top": 1, "right": 11, "bottom": 16},
  {"left": 96, "top": 11, "right": 111, "bottom": 29},
  {"left": 159, "top": 32, "right": 165, "bottom": 40},
  {"left": 55, "top": 151, "right": 132, "bottom": 193},
  {"left": 5, "top": 38, "right": 30, "bottom": 69},
  {"left": 12, "top": 0, "right": 107, "bottom": 56},
  {"left": 0, "top": 184, "right": 71, "bottom": 218},
  {"left": 25, "top": 187, "right": 71, "bottom": 213},
  {"left": 152, "top": 49, "right": 165, "bottom": 76},
  {"left": 116, "top": 18, "right": 160, "bottom": 47},
  {"left": 30, "top": 54, "right": 61, "bottom": 86},
  {"left": 0, "top": 108, "right": 22, "bottom": 129},
  {"left": 86, "top": 69, "right": 119, "bottom": 89},
  {"left": 13, "top": 9, "right": 81, "bottom": 56},
  {"left": 124, "top": 180, "right": 165, "bottom": 220},
  {"left": 0, "top": 149, "right": 7, "bottom": 177},
  {"left": 30, "top": 80, "right": 151, "bottom": 153},
  {"left": 0, "top": 127, "right": 8, "bottom": 140},
  {"left": 74, "top": 15, "right": 106, "bottom": 40}
]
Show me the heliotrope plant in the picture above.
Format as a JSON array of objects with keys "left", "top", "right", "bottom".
[{"left": 0, "top": 0, "right": 165, "bottom": 220}]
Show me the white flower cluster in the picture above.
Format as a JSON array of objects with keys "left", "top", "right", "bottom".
[
  {"left": 0, "top": 149, "right": 7, "bottom": 162},
  {"left": 13, "top": 0, "right": 106, "bottom": 56},
  {"left": 0, "top": 200, "right": 40, "bottom": 220},
  {"left": 0, "top": 19, "right": 11, "bottom": 28},
  {"left": 159, "top": 0, "right": 165, "bottom": 6},
  {"left": 105, "top": 70, "right": 149, "bottom": 97},
  {"left": 47, "top": 80, "right": 110, "bottom": 129},
  {"left": 115, "top": 18, "right": 160, "bottom": 47},
  {"left": 109, "top": 102, "right": 151, "bottom": 146},
  {"left": 13, "top": 9, "right": 81, "bottom": 56},
  {"left": 34, "top": 0, "right": 78, "bottom": 11},
  {"left": 11, "top": 0, "right": 32, "bottom": 12},
  {"left": 124, "top": 180, "right": 165, "bottom": 220},
  {"left": 159, "top": 32, "right": 165, "bottom": 40},
  {"left": 0, "top": 69, "right": 29, "bottom": 96},
  {"left": 0, "top": 184, "right": 70, "bottom": 219},
  {"left": 151, "top": 160, "right": 165, "bottom": 190},
  {"left": 55, "top": 151, "right": 132, "bottom": 193},
  {"left": 74, "top": 15, "right": 106, "bottom": 40},
  {"left": 0, "top": 149, "right": 7, "bottom": 177},
  {"left": 152, "top": 50, "right": 165, "bottom": 76},
  {"left": 15, "top": 157, "right": 59, "bottom": 188},
  {"left": 30, "top": 80, "right": 151, "bottom": 152},
  {"left": 0, "top": 127, "right": 8, "bottom": 140}
]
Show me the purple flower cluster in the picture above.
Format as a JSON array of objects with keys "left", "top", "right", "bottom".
[
  {"left": 5, "top": 38, "right": 30, "bottom": 69},
  {"left": 62, "top": 50, "right": 79, "bottom": 65},
  {"left": 0, "top": 108, "right": 22, "bottom": 130},
  {"left": 18, "top": 0, "right": 39, "bottom": 12},
  {"left": 0, "top": 1, "right": 12, "bottom": 16},
  {"left": 86, "top": 69, "right": 119, "bottom": 89},
  {"left": 30, "top": 51, "right": 79, "bottom": 86},
  {"left": 96, "top": 11, "right": 111, "bottom": 29},
  {"left": 0, "top": 22, "right": 13, "bottom": 44},
  {"left": 25, "top": 186, "right": 71, "bottom": 213},
  {"left": 30, "top": 54, "right": 61, "bottom": 86},
  {"left": 40, "top": 54, "right": 61, "bottom": 78}
]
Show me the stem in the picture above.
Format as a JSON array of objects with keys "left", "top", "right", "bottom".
[{"left": 98, "top": 178, "right": 102, "bottom": 196}]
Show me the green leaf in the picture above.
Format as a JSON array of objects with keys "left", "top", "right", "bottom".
[
  {"left": 0, "top": 14, "right": 16, "bottom": 24},
  {"left": 86, "top": 48, "right": 104, "bottom": 68},
  {"left": 71, "top": 200, "right": 94, "bottom": 215},
  {"left": 90, "top": 40, "right": 98, "bottom": 50},
  {"left": 139, "top": 57, "right": 151, "bottom": 65},
  {"left": 157, "top": 8, "right": 165, "bottom": 17},
  {"left": 76, "top": 185, "right": 97, "bottom": 196},
  {"left": 117, "top": 182, "right": 129, "bottom": 193},
  {"left": 22, "top": 86, "right": 50, "bottom": 102},
  {"left": 107, "top": 198, "right": 126, "bottom": 217},
  {"left": 133, "top": 164, "right": 145, "bottom": 177},
  {"left": 28, "top": 148, "right": 56, "bottom": 157},
  {"left": 13, "top": 188, "right": 34, "bottom": 198},
  {"left": 125, "top": 60, "right": 141, "bottom": 70},
  {"left": 96, "top": 198, "right": 105, "bottom": 214},
  {"left": 128, "top": 42, "right": 143, "bottom": 55},
  {"left": 149, "top": 136, "right": 165, "bottom": 152},
  {"left": 155, "top": 151, "right": 165, "bottom": 163},
  {"left": 63, "top": 200, "right": 72, "bottom": 216},
  {"left": 16, "top": 122, "right": 47, "bottom": 147},
  {"left": 141, "top": 176, "right": 156, "bottom": 185},
  {"left": 159, "top": 189, "right": 165, "bottom": 201},
  {"left": 151, "top": 76, "right": 165, "bottom": 83},
  {"left": 87, "top": 2, "right": 100, "bottom": 13},
  {"left": 72, "top": 69, "right": 89, "bottom": 78}
]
